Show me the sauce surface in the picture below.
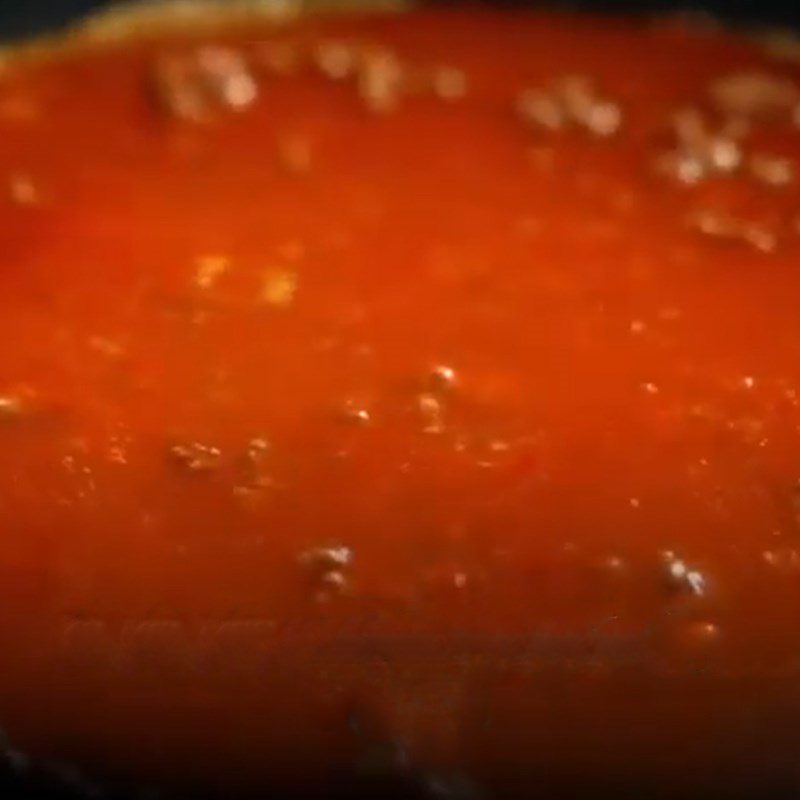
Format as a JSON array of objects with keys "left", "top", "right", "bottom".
[{"left": 3, "top": 6, "right": 800, "bottom": 796}]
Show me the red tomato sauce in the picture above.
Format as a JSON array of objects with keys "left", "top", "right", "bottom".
[{"left": 2, "top": 6, "right": 800, "bottom": 796}]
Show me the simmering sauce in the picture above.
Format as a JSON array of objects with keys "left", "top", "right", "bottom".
[{"left": 2, "top": 5, "right": 800, "bottom": 797}]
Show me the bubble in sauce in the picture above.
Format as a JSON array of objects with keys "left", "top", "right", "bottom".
[
  {"left": 629, "top": 319, "right": 646, "bottom": 335},
  {"left": 600, "top": 555, "right": 628, "bottom": 576},
  {"left": 8, "top": 173, "right": 39, "bottom": 206},
  {"left": 0, "top": 395, "right": 23, "bottom": 419},
  {"left": 299, "top": 545, "right": 354, "bottom": 599},
  {"left": 299, "top": 545, "right": 353, "bottom": 570},
  {"left": 319, "top": 570, "right": 349, "bottom": 594},
  {"left": 314, "top": 40, "right": 358, "bottom": 80},
  {"left": 516, "top": 89, "right": 565, "bottom": 131},
  {"left": 689, "top": 209, "right": 777, "bottom": 253},
  {"left": 338, "top": 398, "right": 372, "bottom": 426},
  {"left": 518, "top": 76, "right": 622, "bottom": 137},
  {"left": 237, "top": 437, "right": 273, "bottom": 490},
  {"left": 151, "top": 46, "right": 259, "bottom": 122},
  {"left": 453, "top": 571, "right": 469, "bottom": 589},
  {"left": 662, "top": 551, "right": 707, "bottom": 596},
  {"left": 748, "top": 153, "right": 795, "bottom": 186},
  {"left": 763, "top": 547, "right": 800, "bottom": 572},
  {"left": 358, "top": 47, "right": 403, "bottom": 114},
  {"left": 246, "top": 437, "right": 271, "bottom": 457},
  {"left": 417, "top": 392, "right": 445, "bottom": 434},
  {"left": 169, "top": 441, "right": 222, "bottom": 472},
  {"left": 429, "top": 364, "right": 458, "bottom": 391},
  {"left": 193, "top": 254, "right": 230, "bottom": 290},
  {"left": 583, "top": 99, "right": 622, "bottom": 137},
  {"left": 88, "top": 336, "right": 125, "bottom": 359},
  {"left": 676, "top": 620, "right": 721, "bottom": 649},
  {"left": 260, "top": 267, "right": 298, "bottom": 307}
]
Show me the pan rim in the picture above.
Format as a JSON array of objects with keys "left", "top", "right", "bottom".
[{"left": 0, "top": 0, "right": 413, "bottom": 67}]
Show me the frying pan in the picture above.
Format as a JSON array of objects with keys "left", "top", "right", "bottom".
[
  {"left": 3, "top": 0, "right": 800, "bottom": 39},
  {"left": 1, "top": 1, "right": 799, "bottom": 798}
]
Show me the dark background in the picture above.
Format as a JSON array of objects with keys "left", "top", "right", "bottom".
[{"left": 0, "top": 0, "right": 799, "bottom": 41}]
